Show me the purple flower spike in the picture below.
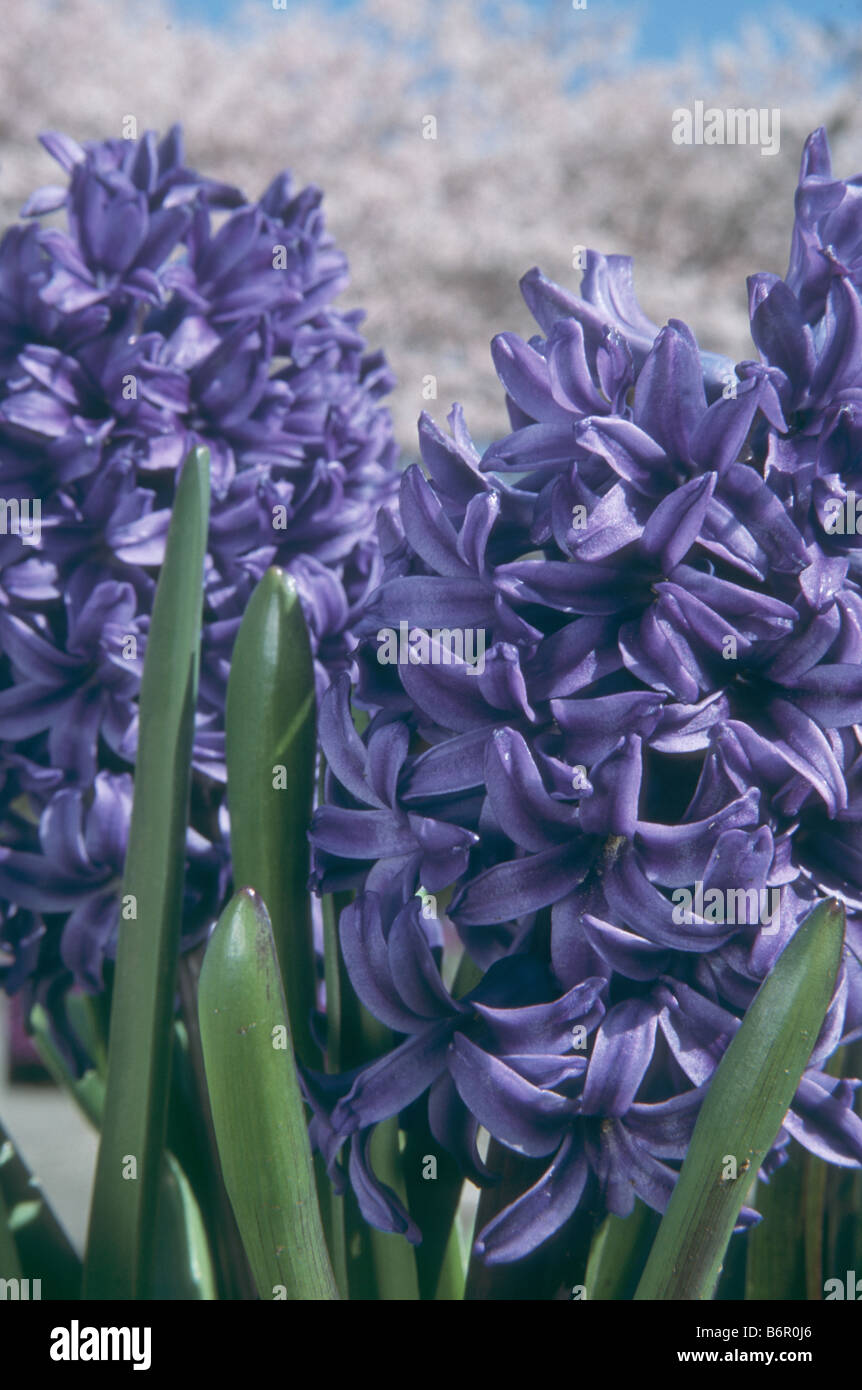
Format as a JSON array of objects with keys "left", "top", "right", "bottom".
[
  {"left": 0, "top": 125, "right": 399, "bottom": 1047},
  {"left": 310, "top": 129, "right": 862, "bottom": 1268}
]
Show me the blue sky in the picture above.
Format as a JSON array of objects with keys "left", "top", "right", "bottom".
[
  {"left": 170, "top": 0, "right": 862, "bottom": 62},
  {"left": 629, "top": 0, "right": 861, "bottom": 58}
]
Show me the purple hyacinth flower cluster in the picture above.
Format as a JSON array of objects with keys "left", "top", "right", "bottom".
[
  {"left": 309, "top": 128, "right": 862, "bottom": 1264},
  {"left": 0, "top": 126, "right": 398, "bottom": 1046}
]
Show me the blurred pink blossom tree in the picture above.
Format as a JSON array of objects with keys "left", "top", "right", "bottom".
[{"left": 1, "top": 0, "right": 858, "bottom": 448}]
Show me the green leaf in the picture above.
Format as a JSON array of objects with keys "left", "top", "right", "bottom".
[
  {"left": 0, "top": 1181, "right": 23, "bottom": 1286},
  {"left": 635, "top": 897, "right": 845, "bottom": 1301},
  {"left": 318, "top": 879, "right": 351, "bottom": 1297},
  {"left": 585, "top": 1200, "right": 659, "bottom": 1300},
  {"left": 226, "top": 567, "right": 317, "bottom": 1067},
  {"left": 151, "top": 1153, "right": 217, "bottom": 1300},
  {"left": 0, "top": 1117, "right": 81, "bottom": 1298},
  {"left": 367, "top": 1120, "right": 420, "bottom": 1300},
  {"left": 320, "top": 881, "right": 352, "bottom": 1076},
  {"left": 803, "top": 1155, "right": 829, "bottom": 1299},
  {"left": 434, "top": 1206, "right": 468, "bottom": 1301},
  {"left": 744, "top": 1152, "right": 807, "bottom": 1300},
  {"left": 197, "top": 887, "right": 339, "bottom": 1300},
  {"left": 173, "top": 957, "right": 258, "bottom": 1300},
  {"left": 65, "top": 993, "right": 109, "bottom": 1080},
  {"left": 84, "top": 446, "right": 210, "bottom": 1300},
  {"left": 29, "top": 1005, "right": 105, "bottom": 1129},
  {"left": 29, "top": 1013, "right": 216, "bottom": 1301}
]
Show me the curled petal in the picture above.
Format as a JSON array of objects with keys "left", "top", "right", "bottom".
[
  {"left": 474, "top": 1132, "right": 588, "bottom": 1264},
  {"left": 448, "top": 1034, "right": 576, "bottom": 1157},
  {"left": 348, "top": 1130, "right": 422, "bottom": 1244}
]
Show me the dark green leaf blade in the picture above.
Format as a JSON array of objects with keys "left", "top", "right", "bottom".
[
  {"left": 83, "top": 446, "right": 210, "bottom": 1300},
  {"left": 585, "top": 1200, "right": 660, "bottom": 1300}
]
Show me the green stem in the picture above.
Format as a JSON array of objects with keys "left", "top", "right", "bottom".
[
  {"left": 803, "top": 1154, "right": 828, "bottom": 1300},
  {"left": 368, "top": 1119, "right": 420, "bottom": 1301},
  {"left": 744, "top": 1153, "right": 807, "bottom": 1300},
  {"left": 434, "top": 1211, "right": 467, "bottom": 1300}
]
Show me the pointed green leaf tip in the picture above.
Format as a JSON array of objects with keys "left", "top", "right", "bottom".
[
  {"left": 635, "top": 896, "right": 845, "bottom": 1301},
  {"left": 198, "top": 887, "right": 339, "bottom": 1300},
  {"left": 226, "top": 566, "right": 317, "bottom": 1067}
]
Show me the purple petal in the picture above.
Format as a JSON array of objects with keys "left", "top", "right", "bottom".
[
  {"left": 578, "top": 734, "right": 643, "bottom": 838},
  {"left": 484, "top": 727, "right": 577, "bottom": 852},
  {"left": 448, "top": 1034, "right": 576, "bottom": 1157},
  {"left": 334, "top": 1022, "right": 454, "bottom": 1132},
  {"left": 639, "top": 472, "right": 716, "bottom": 574},
  {"left": 633, "top": 319, "right": 706, "bottom": 460},
  {"left": 338, "top": 894, "right": 421, "bottom": 1033},
  {"left": 472, "top": 978, "right": 606, "bottom": 1054},
  {"left": 450, "top": 839, "right": 594, "bottom": 927},
  {"left": 582, "top": 998, "right": 659, "bottom": 1116},
  {"left": 474, "top": 1132, "right": 588, "bottom": 1264},
  {"left": 348, "top": 1130, "right": 422, "bottom": 1243},
  {"left": 491, "top": 332, "right": 573, "bottom": 426}
]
